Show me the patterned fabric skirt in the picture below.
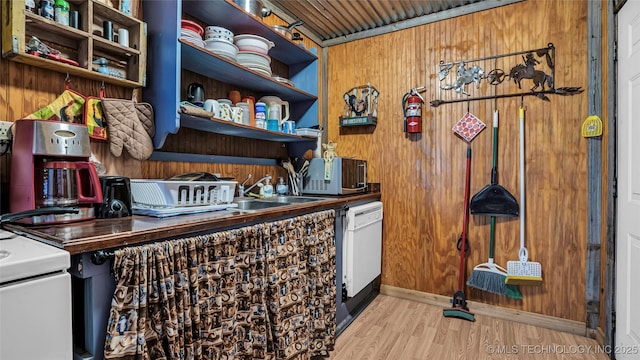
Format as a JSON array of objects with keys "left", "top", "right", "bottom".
[{"left": 104, "top": 210, "right": 336, "bottom": 360}]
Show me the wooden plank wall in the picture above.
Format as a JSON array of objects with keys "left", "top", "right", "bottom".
[
  {"left": 1, "top": 0, "right": 608, "bottom": 324},
  {"left": 327, "top": 0, "right": 593, "bottom": 322}
]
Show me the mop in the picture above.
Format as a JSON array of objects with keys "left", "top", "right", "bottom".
[
  {"left": 467, "top": 110, "right": 522, "bottom": 299},
  {"left": 443, "top": 110, "right": 485, "bottom": 322},
  {"left": 505, "top": 105, "right": 543, "bottom": 285}
]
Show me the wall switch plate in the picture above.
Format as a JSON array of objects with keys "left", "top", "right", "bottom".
[{"left": 0, "top": 121, "right": 12, "bottom": 140}]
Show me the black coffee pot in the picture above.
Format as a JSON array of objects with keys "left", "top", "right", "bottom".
[
  {"left": 96, "top": 176, "right": 132, "bottom": 218},
  {"left": 187, "top": 83, "right": 205, "bottom": 105}
]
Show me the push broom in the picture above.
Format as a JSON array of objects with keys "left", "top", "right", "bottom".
[
  {"left": 467, "top": 110, "right": 522, "bottom": 299},
  {"left": 505, "top": 105, "right": 543, "bottom": 285}
]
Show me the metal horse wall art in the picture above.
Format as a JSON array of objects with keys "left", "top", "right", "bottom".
[
  {"left": 430, "top": 43, "right": 583, "bottom": 107},
  {"left": 439, "top": 62, "right": 484, "bottom": 96},
  {"left": 509, "top": 53, "right": 553, "bottom": 91}
]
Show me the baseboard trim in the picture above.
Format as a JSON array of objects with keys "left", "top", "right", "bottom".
[{"left": 380, "top": 284, "right": 587, "bottom": 337}]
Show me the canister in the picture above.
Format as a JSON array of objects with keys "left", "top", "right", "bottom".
[{"left": 255, "top": 102, "right": 267, "bottom": 129}]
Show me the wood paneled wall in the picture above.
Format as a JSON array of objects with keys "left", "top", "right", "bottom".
[
  {"left": 1, "top": 0, "right": 607, "bottom": 325},
  {"left": 327, "top": 0, "right": 594, "bottom": 322}
]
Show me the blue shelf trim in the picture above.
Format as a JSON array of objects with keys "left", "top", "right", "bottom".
[{"left": 150, "top": 152, "right": 279, "bottom": 165}]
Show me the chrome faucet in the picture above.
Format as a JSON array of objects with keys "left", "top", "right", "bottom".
[{"left": 237, "top": 174, "right": 271, "bottom": 197}]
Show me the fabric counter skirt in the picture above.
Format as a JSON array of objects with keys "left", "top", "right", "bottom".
[{"left": 104, "top": 210, "right": 336, "bottom": 360}]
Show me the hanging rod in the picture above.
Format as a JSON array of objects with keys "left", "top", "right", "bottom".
[{"left": 429, "top": 87, "right": 583, "bottom": 107}]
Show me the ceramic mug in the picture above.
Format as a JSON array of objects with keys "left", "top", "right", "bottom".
[
  {"left": 203, "top": 99, "right": 220, "bottom": 117},
  {"left": 219, "top": 102, "right": 232, "bottom": 121},
  {"left": 231, "top": 106, "right": 244, "bottom": 124},
  {"left": 235, "top": 102, "right": 251, "bottom": 125},
  {"left": 282, "top": 120, "right": 296, "bottom": 134}
]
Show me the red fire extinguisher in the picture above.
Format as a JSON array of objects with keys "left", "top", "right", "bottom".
[{"left": 402, "top": 86, "right": 426, "bottom": 133}]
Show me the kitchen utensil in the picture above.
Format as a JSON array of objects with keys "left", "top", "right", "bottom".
[
  {"left": 283, "top": 120, "right": 296, "bottom": 134},
  {"left": 272, "top": 20, "right": 304, "bottom": 40},
  {"left": 204, "top": 26, "right": 233, "bottom": 43},
  {"left": 258, "top": 96, "right": 289, "bottom": 125},
  {"left": 187, "top": 83, "right": 205, "bottom": 105},
  {"left": 255, "top": 102, "right": 267, "bottom": 128},
  {"left": 219, "top": 102, "right": 232, "bottom": 121},
  {"left": 242, "top": 96, "right": 255, "bottom": 126},
  {"left": 231, "top": 106, "right": 244, "bottom": 124},
  {"left": 232, "top": 0, "right": 272, "bottom": 18},
  {"left": 203, "top": 99, "right": 220, "bottom": 117},
  {"left": 10, "top": 120, "right": 103, "bottom": 224},
  {"left": 469, "top": 110, "right": 519, "bottom": 217},
  {"left": 228, "top": 90, "right": 241, "bottom": 104},
  {"left": 103, "top": 20, "right": 113, "bottom": 41},
  {"left": 181, "top": 19, "right": 204, "bottom": 37},
  {"left": 96, "top": 176, "right": 132, "bottom": 219},
  {"left": 506, "top": 106, "right": 543, "bottom": 285},
  {"left": 235, "top": 102, "right": 251, "bottom": 125},
  {"left": 117, "top": 28, "right": 129, "bottom": 47},
  {"left": 234, "top": 34, "right": 274, "bottom": 54},
  {"left": 130, "top": 179, "right": 237, "bottom": 207}
]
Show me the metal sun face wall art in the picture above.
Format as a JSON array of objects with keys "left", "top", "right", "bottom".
[{"left": 431, "top": 43, "right": 583, "bottom": 107}]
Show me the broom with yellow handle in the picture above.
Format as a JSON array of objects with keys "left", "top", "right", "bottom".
[{"left": 505, "top": 106, "right": 543, "bottom": 285}]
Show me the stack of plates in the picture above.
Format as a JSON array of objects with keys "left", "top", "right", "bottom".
[
  {"left": 237, "top": 51, "right": 272, "bottom": 77},
  {"left": 180, "top": 28, "right": 205, "bottom": 48},
  {"left": 205, "top": 39, "right": 238, "bottom": 62}
]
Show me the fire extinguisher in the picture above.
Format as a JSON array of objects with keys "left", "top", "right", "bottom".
[{"left": 402, "top": 86, "right": 426, "bottom": 133}]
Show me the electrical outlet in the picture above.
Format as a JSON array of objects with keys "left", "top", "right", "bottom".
[{"left": 0, "top": 121, "right": 12, "bottom": 140}]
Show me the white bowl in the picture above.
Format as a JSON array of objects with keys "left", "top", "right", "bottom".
[
  {"left": 205, "top": 26, "right": 233, "bottom": 39},
  {"left": 233, "top": 34, "right": 274, "bottom": 54},
  {"left": 205, "top": 39, "right": 238, "bottom": 55}
]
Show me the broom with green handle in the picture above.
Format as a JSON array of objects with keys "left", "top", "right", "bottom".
[{"left": 467, "top": 110, "right": 522, "bottom": 299}]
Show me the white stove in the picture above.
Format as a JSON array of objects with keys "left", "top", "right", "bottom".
[{"left": 0, "top": 228, "right": 73, "bottom": 360}]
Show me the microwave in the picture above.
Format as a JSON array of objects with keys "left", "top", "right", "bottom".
[{"left": 303, "top": 157, "right": 367, "bottom": 195}]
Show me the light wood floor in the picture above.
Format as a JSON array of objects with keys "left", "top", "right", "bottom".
[{"left": 329, "top": 295, "right": 610, "bottom": 360}]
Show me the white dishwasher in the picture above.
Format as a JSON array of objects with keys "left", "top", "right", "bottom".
[{"left": 343, "top": 201, "right": 383, "bottom": 298}]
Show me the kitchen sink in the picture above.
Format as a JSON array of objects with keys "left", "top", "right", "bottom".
[
  {"left": 232, "top": 196, "right": 329, "bottom": 211},
  {"left": 234, "top": 199, "right": 288, "bottom": 210},
  {"left": 259, "top": 196, "right": 330, "bottom": 204}
]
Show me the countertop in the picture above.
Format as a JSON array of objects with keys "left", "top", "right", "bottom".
[{"left": 5, "top": 192, "right": 380, "bottom": 255}]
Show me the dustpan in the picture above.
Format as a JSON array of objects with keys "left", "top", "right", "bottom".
[
  {"left": 470, "top": 110, "right": 519, "bottom": 217},
  {"left": 505, "top": 106, "right": 543, "bottom": 285}
]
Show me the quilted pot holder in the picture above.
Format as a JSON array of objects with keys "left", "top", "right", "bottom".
[{"left": 452, "top": 112, "right": 486, "bottom": 142}]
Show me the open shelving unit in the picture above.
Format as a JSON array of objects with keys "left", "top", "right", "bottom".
[
  {"left": 143, "top": 0, "right": 319, "bottom": 164},
  {"left": 1, "top": 0, "right": 146, "bottom": 87}
]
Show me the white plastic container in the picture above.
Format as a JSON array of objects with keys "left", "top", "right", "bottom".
[{"left": 295, "top": 128, "right": 322, "bottom": 157}]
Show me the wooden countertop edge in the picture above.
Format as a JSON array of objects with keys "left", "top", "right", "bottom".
[{"left": 6, "top": 193, "right": 380, "bottom": 255}]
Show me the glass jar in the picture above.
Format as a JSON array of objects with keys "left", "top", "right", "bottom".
[{"left": 54, "top": 0, "right": 70, "bottom": 26}]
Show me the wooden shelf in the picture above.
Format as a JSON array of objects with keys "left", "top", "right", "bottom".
[
  {"left": 180, "top": 114, "right": 318, "bottom": 143},
  {"left": 182, "top": 0, "right": 317, "bottom": 66},
  {"left": 2, "top": 0, "right": 146, "bottom": 88},
  {"left": 180, "top": 40, "right": 316, "bottom": 103}
]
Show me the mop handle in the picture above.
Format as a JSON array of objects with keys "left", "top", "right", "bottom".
[
  {"left": 459, "top": 145, "right": 472, "bottom": 290},
  {"left": 519, "top": 106, "right": 528, "bottom": 263},
  {"left": 489, "top": 110, "right": 498, "bottom": 259}
]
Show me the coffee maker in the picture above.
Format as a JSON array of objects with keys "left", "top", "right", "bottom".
[{"left": 10, "top": 120, "right": 103, "bottom": 224}]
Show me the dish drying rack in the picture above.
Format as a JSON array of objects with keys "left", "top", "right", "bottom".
[{"left": 130, "top": 179, "right": 237, "bottom": 208}]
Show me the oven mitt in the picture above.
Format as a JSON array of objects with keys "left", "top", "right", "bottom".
[
  {"left": 24, "top": 89, "right": 85, "bottom": 123},
  {"left": 101, "top": 98, "right": 154, "bottom": 160}
]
